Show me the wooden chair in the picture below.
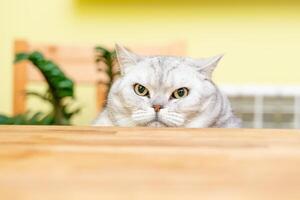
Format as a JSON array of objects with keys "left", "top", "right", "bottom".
[{"left": 13, "top": 40, "right": 186, "bottom": 116}]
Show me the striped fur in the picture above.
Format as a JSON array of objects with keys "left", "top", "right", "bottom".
[{"left": 93, "top": 45, "right": 241, "bottom": 128}]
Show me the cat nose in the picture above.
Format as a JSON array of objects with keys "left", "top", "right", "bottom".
[{"left": 152, "top": 104, "right": 163, "bottom": 112}]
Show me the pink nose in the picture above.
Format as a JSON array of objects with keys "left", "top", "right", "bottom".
[{"left": 152, "top": 105, "right": 162, "bottom": 112}]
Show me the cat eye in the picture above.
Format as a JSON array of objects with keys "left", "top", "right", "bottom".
[
  {"left": 171, "top": 87, "right": 189, "bottom": 99},
  {"left": 133, "top": 83, "right": 149, "bottom": 97}
]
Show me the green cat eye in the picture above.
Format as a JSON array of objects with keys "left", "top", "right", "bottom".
[
  {"left": 171, "top": 87, "right": 189, "bottom": 99},
  {"left": 133, "top": 83, "right": 149, "bottom": 97}
]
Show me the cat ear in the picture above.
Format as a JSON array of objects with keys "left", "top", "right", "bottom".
[
  {"left": 115, "top": 44, "right": 140, "bottom": 75},
  {"left": 197, "top": 54, "right": 223, "bottom": 79}
]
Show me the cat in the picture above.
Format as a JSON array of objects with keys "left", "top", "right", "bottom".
[{"left": 93, "top": 44, "right": 241, "bottom": 128}]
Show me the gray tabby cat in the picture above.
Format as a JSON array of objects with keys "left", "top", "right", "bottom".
[{"left": 93, "top": 44, "right": 241, "bottom": 128}]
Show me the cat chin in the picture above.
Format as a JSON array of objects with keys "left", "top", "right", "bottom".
[{"left": 146, "top": 121, "right": 167, "bottom": 128}]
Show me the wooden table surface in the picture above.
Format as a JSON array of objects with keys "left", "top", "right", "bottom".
[{"left": 1, "top": 126, "right": 300, "bottom": 200}]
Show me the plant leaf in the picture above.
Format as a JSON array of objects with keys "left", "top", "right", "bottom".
[{"left": 14, "top": 53, "right": 29, "bottom": 63}]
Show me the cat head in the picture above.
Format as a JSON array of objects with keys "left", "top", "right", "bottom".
[{"left": 107, "top": 44, "right": 223, "bottom": 127}]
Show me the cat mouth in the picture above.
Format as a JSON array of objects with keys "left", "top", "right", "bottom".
[
  {"left": 145, "top": 120, "right": 168, "bottom": 127},
  {"left": 144, "top": 113, "right": 169, "bottom": 127}
]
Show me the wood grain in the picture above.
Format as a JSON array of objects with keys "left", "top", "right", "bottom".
[
  {"left": 1, "top": 126, "right": 300, "bottom": 200},
  {"left": 13, "top": 40, "right": 29, "bottom": 115}
]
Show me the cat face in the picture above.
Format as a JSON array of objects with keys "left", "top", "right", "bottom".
[{"left": 107, "top": 45, "right": 223, "bottom": 127}]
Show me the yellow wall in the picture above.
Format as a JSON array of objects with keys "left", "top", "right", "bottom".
[{"left": 1, "top": 0, "right": 300, "bottom": 124}]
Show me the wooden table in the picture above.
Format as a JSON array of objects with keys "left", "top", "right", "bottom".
[{"left": 1, "top": 126, "right": 300, "bottom": 200}]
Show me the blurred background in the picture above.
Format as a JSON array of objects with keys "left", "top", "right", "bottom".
[{"left": 0, "top": 0, "right": 300, "bottom": 128}]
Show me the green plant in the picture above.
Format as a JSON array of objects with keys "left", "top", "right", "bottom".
[
  {"left": 95, "top": 46, "right": 119, "bottom": 101},
  {"left": 0, "top": 112, "right": 55, "bottom": 125},
  {"left": 0, "top": 51, "right": 80, "bottom": 125}
]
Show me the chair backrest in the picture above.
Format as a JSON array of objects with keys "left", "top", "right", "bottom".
[{"left": 13, "top": 40, "right": 186, "bottom": 115}]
